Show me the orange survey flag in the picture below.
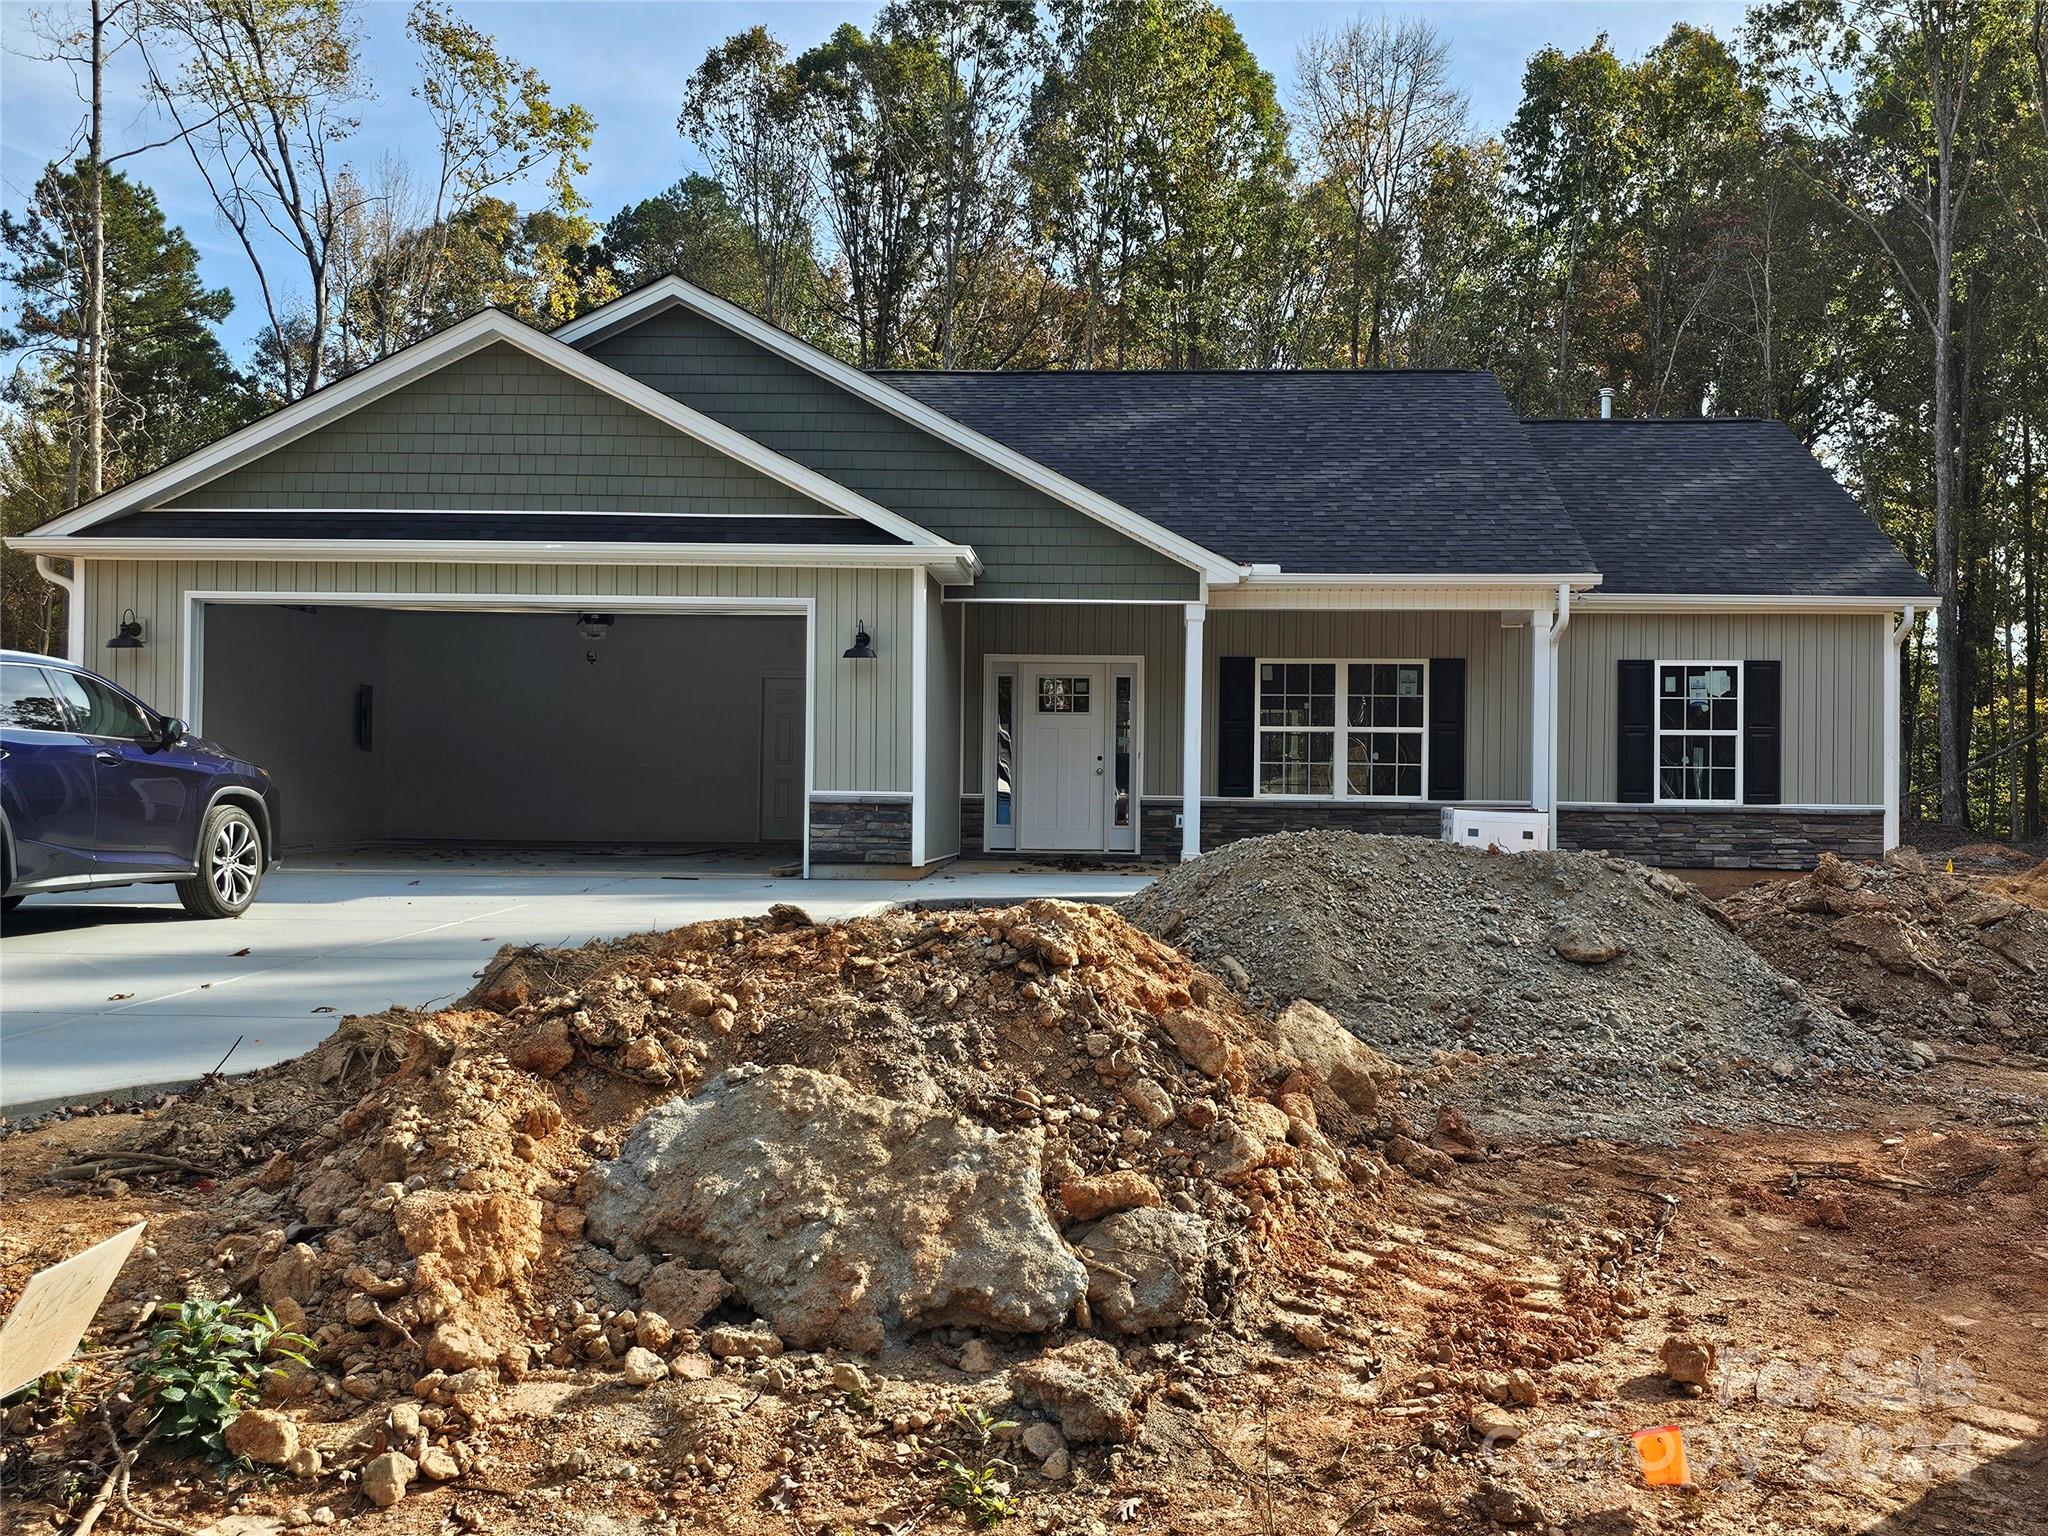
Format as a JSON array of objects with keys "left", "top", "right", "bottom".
[{"left": 1631, "top": 1425, "right": 1692, "bottom": 1487}]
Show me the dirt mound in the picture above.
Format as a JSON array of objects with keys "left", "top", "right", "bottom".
[
  {"left": 1127, "top": 831, "right": 1903, "bottom": 1141},
  {"left": 1722, "top": 850, "right": 2048, "bottom": 1055},
  {"left": 1997, "top": 856, "right": 2048, "bottom": 909},
  {"left": 67, "top": 899, "right": 1415, "bottom": 1470}
]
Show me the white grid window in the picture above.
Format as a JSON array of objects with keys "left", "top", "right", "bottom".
[
  {"left": 1257, "top": 660, "right": 1427, "bottom": 799},
  {"left": 1656, "top": 661, "right": 1741, "bottom": 803}
]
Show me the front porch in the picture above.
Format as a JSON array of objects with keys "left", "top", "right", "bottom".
[{"left": 951, "top": 590, "right": 1560, "bottom": 863}]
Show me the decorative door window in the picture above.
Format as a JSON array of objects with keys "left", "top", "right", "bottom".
[{"left": 1038, "top": 675, "right": 1091, "bottom": 713}]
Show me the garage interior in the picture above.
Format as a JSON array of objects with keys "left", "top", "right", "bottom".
[{"left": 198, "top": 605, "right": 807, "bottom": 854}]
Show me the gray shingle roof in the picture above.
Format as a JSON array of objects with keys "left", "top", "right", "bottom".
[
  {"left": 1523, "top": 420, "right": 1933, "bottom": 598},
  {"left": 873, "top": 369, "right": 1595, "bottom": 577}
]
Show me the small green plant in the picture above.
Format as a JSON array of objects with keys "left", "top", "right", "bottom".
[
  {"left": 136, "top": 1299, "right": 312, "bottom": 1462},
  {"left": 935, "top": 1404, "right": 1019, "bottom": 1528}
]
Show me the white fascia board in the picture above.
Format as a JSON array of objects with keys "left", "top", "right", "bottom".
[
  {"left": 555, "top": 278, "right": 1245, "bottom": 586},
  {"left": 1239, "top": 570, "right": 1605, "bottom": 587},
  {"left": 11, "top": 536, "right": 980, "bottom": 583},
  {"left": 1573, "top": 592, "right": 1929, "bottom": 613},
  {"left": 31, "top": 309, "right": 956, "bottom": 555}
]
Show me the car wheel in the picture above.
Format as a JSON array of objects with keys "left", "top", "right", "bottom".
[{"left": 177, "top": 804, "right": 263, "bottom": 919}]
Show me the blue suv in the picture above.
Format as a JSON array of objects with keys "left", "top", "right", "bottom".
[{"left": 1, "top": 650, "right": 281, "bottom": 918}]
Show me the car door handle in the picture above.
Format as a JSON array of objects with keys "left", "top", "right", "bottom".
[{"left": 94, "top": 749, "right": 121, "bottom": 763}]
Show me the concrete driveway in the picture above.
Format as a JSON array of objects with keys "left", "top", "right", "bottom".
[{"left": 0, "top": 862, "right": 1153, "bottom": 1112}]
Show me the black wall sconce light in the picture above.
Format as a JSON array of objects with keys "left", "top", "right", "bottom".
[
  {"left": 106, "top": 608, "right": 145, "bottom": 649},
  {"left": 842, "top": 620, "right": 876, "bottom": 660}
]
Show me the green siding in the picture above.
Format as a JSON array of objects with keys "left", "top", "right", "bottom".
[
  {"left": 164, "top": 343, "right": 840, "bottom": 519},
  {"left": 585, "top": 307, "right": 1201, "bottom": 601},
  {"left": 1558, "top": 612, "right": 1884, "bottom": 805}
]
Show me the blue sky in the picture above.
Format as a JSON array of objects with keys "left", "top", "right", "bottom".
[{"left": 1, "top": 1, "right": 1743, "bottom": 360}]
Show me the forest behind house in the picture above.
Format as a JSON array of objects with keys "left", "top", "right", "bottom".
[{"left": 3, "top": 0, "right": 2044, "bottom": 837}]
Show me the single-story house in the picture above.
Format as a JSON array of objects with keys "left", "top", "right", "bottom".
[{"left": 16, "top": 276, "right": 1933, "bottom": 875}]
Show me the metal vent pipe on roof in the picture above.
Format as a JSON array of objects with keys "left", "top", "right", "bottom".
[{"left": 1599, "top": 386, "right": 1615, "bottom": 420}]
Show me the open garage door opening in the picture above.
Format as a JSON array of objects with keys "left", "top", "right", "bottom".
[{"left": 195, "top": 603, "right": 808, "bottom": 859}]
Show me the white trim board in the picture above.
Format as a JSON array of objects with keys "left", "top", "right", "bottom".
[
  {"left": 554, "top": 277, "right": 1243, "bottom": 586},
  {"left": 19, "top": 535, "right": 978, "bottom": 583},
  {"left": 179, "top": 589, "right": 819, "bottom": 877},
  {"left": 1573, "top": 592, "right": 1930, "bottom": 614},
  {"left": 26, "top": 309, "right": 969, "bottom": 565}
]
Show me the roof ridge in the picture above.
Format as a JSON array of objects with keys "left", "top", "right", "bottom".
[
  {"left": 1521, "top": 415, "right": 1782, "bottom": 425},
  {"left": 872, "top": 367, "right": 1490, "bottom": 378}
]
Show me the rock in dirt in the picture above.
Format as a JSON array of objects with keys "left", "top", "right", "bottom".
[
  {"left": 620, "top": 1346, "right": 668, "bottom": 1386},
  {"left": 1470, "top": 1476, "right": 1545, "bottom": 1525},
  {"left": 1261, "top": 1000, "right": 1396, "bottom": 1117},
  {"left": 1010, "top": 1339, "right": 1141, "bottom": 1444},
  {"left": 362, "top": 1452, "right": 415, "bottom": 1508},
  {"left": 586, "top": 1065, "right": 1087, "bottom": 1351},
  {"left": 1059, "top": 1170, "right": 1161, "bottom": 1222},
  {"left": 1549, "top": 927, "right": 1629, "bottom": 965},
  {"left": 957, "top": 1339, "right": 1000, "bottom": 1375},
  {"left": 1071, "top": 1207, "right": 1211, "bottom": 1334},
  {"left": 222, "top": 1408, "right": 298, "bottom": 1467},
  {"left": 1659, "top": 1333, "right": 1716, "bottom": 1386},
  {"left": 424, "top": 1320, "right": 499, "bottom": 1373},
  {"left": 638, "top": 1261, "right": 732, "bottom": 1329},
  {"left": 705, "top": 1323, "right": 785, "bottom": 1360}
]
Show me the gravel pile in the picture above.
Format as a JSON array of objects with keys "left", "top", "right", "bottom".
[{"left": 1127, "top": 831, "right": 1906, "bottom": 1141}]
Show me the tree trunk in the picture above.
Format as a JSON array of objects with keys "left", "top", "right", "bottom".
[
  {"left": 1932, "top": 166, "right": 1966, "bottom": 825},
  {"left": 85, "top": 0, "right": 107, "bottom": 499}
]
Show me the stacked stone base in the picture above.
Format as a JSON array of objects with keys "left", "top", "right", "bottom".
[
  {"left": 1556, "top": 808, "right": 1881, "bottom": 870},
  {"left": 809, "top": 797, "right": 912, "bottom": 865}
]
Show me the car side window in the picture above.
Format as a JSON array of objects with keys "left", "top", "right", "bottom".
[
  {"left": 49, "top": 670, "right": 156, "bottom": 741},
  {"left": 0, "top": 664, "right": 70, "bottom": 732}
]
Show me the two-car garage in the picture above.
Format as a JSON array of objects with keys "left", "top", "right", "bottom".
[{"left": 193, "top": 598, "right": 809, "bottom": 857}]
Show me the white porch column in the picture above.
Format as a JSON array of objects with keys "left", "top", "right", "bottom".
[
  {"left": 1181, "top": 601, "right": 1206, "bottom": 860},
  {"left": 1529, "top": 606, "right": 1554, "bottom": 816},
  {"left": 1883, "top": 606, "right": 1914, "bottom": 851}
]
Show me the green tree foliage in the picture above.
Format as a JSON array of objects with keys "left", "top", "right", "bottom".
[{"left": 2, "top": 163, "right": 253, "bottom": 651}]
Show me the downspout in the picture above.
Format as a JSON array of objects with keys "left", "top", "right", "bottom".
[
  {"left": 1546, "top": 582, "right": 1572, "bottom": 845},
  {"left": 33, "top": 555, "right": 84, "bottom": 663},
  {"left": 1884, "top": 604, "right": 1916, "bottom": 852}
]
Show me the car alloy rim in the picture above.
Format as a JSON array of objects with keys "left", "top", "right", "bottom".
[{"left": 211, "top": 818, "right": 258, "bottom": 906}]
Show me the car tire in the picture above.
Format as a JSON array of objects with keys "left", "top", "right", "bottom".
[{"left": 177, "top": 804, "right": 264, "bottom": 919}]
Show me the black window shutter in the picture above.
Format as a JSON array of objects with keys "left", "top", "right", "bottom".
[
  {"left": 1617, "top": 659, "right": 1655, "bottom": 803},
  {"left": 1217, "top": 656, "right": 1254, "bottom": 798},
  {"left": 1744, "top": 660, "right": 1782, "bottom": 805},
  {"left": 1426, "top": 658, "right": 1466, "bottom": 801}
]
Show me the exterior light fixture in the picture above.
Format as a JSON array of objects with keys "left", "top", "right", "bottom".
[
  {"left": 106, "top": 609, "right": 144, "bottom": 649},
  {"left": 575, "top": 612, "right": 614, "bottom": 640},
  {"left": 843, "top": 621, "right": 876, "bottom": 660}
]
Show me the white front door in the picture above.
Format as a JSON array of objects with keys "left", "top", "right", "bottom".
[{"left": 1020, "top": 665, "right": 1106, "bottom": 850}]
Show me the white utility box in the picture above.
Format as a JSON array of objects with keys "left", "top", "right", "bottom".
[{"left": 1441, "top": 808, "right": 1551, "bottom": 853}]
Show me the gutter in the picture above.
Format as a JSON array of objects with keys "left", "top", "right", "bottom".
[{"left": 32, "top": 555, "right": 83, "bottom": 663}]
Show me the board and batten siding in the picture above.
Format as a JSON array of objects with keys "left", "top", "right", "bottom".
[
  {"left": 1558, "top": 612, "right": 1884, "bottom": 805},
  {"left": 961, "top": 603, "right": 1186, "bottom": 797},
  {"left": 82, "top": 559, "right": 916, "bottom": 795},
  {"left": 1202, "top": 611, "right": 1532, "bottom": 800},
  {"left": 164, "top": 342, "right": 836, "bottom": 517},
  {"left": 960, "top": 604, "right": 1532, "bottom": 802},
  {"left": 584, "top": 309, "right": 1199, "bottom": 602}
]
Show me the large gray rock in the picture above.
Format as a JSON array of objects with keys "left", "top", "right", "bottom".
[
  {"left": 586, "top": 1066, "right": 1086, "bottom": 1352},
  {"left": 1071, "top": 1208, "right": 1211, "bottom": 1334}
]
